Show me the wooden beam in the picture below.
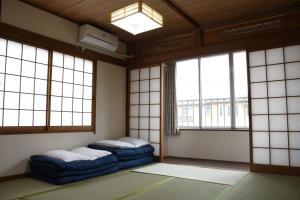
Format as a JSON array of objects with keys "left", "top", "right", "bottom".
[
  {"left": 0, "top": 22, "right": 126, "bottom": 67},
  {"left": 0, "top": 0, "right": 2, "bottom": 22},
  {"left": 127, "top": 28, "right": 300, "bottom": 67},
  {"left": 161, "top": 0, "right": 200, "bottom": 28}
]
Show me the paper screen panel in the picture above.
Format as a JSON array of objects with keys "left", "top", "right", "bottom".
[
  {"left": 290, "top": 150, "right": 300, "bottom": 167},
  {"left": 284, "top": 45, "right": 300, "bottom": 62},
  {"left": 150, "top": 66, "right": 160, "bottom": 78},
  {"left": 249, "top": 50, "right": 265, "bottom": 67},
  {"left": 253, "top": 132, "right": 269, "bottom": 147},
  {"left": 130, "top": 69, "right": 139, "bottom": 81},
  {"left": 130, "top": 81, "right": 139, "bottom": 93},
  {"left": 150, "top": 130, "right": 160, "bottom": 143},
  {"left": 289, "top": 132, "right": 300, "bottom": 148},
  {"left": 140, "top": 68, "right": 149, "bottom": 80},
  {"left": 252, "top": 115, "right": 269, "bottom": 131},
  {"left": 266, "top": 48, "right": 284, "bottom": 64},
  {"left": 139, "top": 130, "right": 149, "bottom": 141},
  {"left": 267, "top": 64, "right": 285, "bottom": 81},
  {"left": 140, "top": 93, "right": 149, "bottom": 104},
  {"left": 250, "top": 66, "right": 266, "bottom": 82},
  {"left": 288, "top": 115, "right": 300, "bottom": 131},
  {"left": 253, "top": 148, "right": 269, "bottom": 164},
  {"left": 286, "top": 79, "right": 300, "bottom": 96},
  {"left": 128, "top": 66, "right": 161, "bottom": 158},
  {"left": 285, "top": 62, "right": 300, "bottom": 79},
  {"left": 268, "top": 81, "right": 286, "bottom": 97},
  {"left": 269, "top": 115, "right": 287, "bottom": 131},
  {"left": 251, "top": 99, "right": 268, "bottom": 114},
  {"left": 129, "top": 129, "right": 139, "bottom": 138},
  {"left": 251, "top": 82, "right": 267, "bottom": 98},
  {"left": 271, "top": 149, "right": 289, "bottom": 166},
  {"left": 268, "top": 98, "right": 286, "bottom": 114},
  {"left": 270, "top": 132, "right": 288, "bottom": 148},
  {"left": 250, "top": 44, "right": 300, "bottom": 171}
]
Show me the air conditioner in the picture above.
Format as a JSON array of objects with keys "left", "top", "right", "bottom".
[{"left": 79, "top": 24, "right": 119, "bottom": 52}]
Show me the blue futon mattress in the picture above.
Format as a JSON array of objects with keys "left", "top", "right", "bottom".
[
  {"left": 118, "top": 156, "right": 153, "bottom": 170},
  {"left": 30, "top": 154, "right": 118, "bottom": 185},
  {"left": 31, "top": 166, "right": 118, "bottom": 185}
]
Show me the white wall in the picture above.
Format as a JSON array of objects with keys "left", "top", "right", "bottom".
[
  {"left": 0, "top": 0, "right": 126, "bottom": 177},
  {"left": 165, "top": 130, "right": 250, "bottom": 163}
]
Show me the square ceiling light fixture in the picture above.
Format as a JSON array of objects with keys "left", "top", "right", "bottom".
[{"left": 111, "top": 2, "right": 163, "bottom": 35}]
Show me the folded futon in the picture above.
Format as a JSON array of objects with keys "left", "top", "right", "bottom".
[
  {"left": 30, "top": 147, "right": 118, "bottom": 185},
  {"left": 88, "top": 137, "right": 154, "bottom": 169}
]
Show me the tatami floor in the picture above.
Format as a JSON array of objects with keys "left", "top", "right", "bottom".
[
  {"left": 0, "top": 159, "right": 299, "bottom": 200},
  {"left": 164, "top": 157, "right": 250, "bottom": 171}
]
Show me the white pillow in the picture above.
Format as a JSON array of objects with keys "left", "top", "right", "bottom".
[
  {"left": 71, "top": 147, "right": 111, "bottom": 160},
  {"left": 95, "top": 140, "right": 135, "bottom": 148},
  {"left": 42, "top": 150, "right": 91, "bottom": 162},
  {"left": 118, "top": 137, "right": 149, "bottom": 148}
]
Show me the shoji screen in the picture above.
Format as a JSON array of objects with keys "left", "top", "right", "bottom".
[
  {"left": 128, "top": 66, "right": 162, "bottom": 158},
  {"left": 249, "top": 45, "right": 300, "bottom": 172}
]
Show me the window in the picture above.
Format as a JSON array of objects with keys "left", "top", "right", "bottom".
[
  {"left": 0, "top": 37, "right": 95, "bottom": 133},
  {"left": 176, "top": 59, "right": 199, "bottom": 127},
  {"left": 176, "top": 51, "right": 248, "bottom": 129},
  {"left": 50, "top": 52, "right": 93, "bottom": 127}
]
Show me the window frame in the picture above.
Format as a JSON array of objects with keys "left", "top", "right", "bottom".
[
  {"left": 0, "top": 36, "right": 97, "bottom": 135},
  {"left": 177, "top": 51, "right": 249, "bottom": 131}
]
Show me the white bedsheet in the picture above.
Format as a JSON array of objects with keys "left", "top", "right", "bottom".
[
  {"left": 71, "top": 147, "right": 111, "bottom": 160},
  {"left": 43, "top": 150, "right": 91, "bottom": 162}
]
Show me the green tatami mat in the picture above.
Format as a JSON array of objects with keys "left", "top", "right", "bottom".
[
  {"left": 221, "top": 173, "right": 300, "bottom": 200},
  {"left": 0, "top": 177, "right": 60, "bottom": 200},
  {"left": 123, "top": 177, "right": 228, "bottom": 200},
  {"left": 21, "top": 172, "right": 171, "bottom": 200}
]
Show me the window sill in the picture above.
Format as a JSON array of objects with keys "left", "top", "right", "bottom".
[
  {"left": 0, "top": 126, "right": 95, "bottom": 135},
  {"left": 179, "top": 128, "right": 249, "bottom": 132}
]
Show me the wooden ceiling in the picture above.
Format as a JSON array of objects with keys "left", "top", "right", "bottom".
[{"left": 20, "top": 0, "right": 300, "bottom": 43}]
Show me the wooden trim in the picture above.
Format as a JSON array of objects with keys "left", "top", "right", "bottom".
[
  {"left": 165, "top": 156, "right": 250, "bottom": 165},
  {"left": 0, "top": 0, "right": 2, "bottom": 22},
  {"left": 0, "top": 173, "right": 28, "bottom": 182},
  {"left": 159, "top": 64, "right": 164, "bottom": 162},
  {"left": 91, "top": 60, "right": 97, "bottom": 134},
  {"left": 0, "top": 22, "right": 126, "bottom": 67},
  {"left": 203, "top": 2, "right": 300, "bottom": 30},
  {"left": 246, "top": 50, "right": 254, "bottom": 167},
  {"left": 0, "top": 126, "right": 94, "bottom": 135},
  {"left": 0, "top": 0, "right": 3, "bottom": 23},
  {"left": 160, "top": 0, "right": 200, "bottom": 28},
  {"left": 128, "top": 28, "right": 300, "bottom": 68},
  {"left": 179, "top": 128, "right": 249, "bottom": 132},
  {"left": 46, "top": 49, "right": 53, "bottom": 130},
  {"left": 251, "top": 164, "right": 300, "bottom": 176},
  {"left": 126, "top": 68, "right": 130, "bottom": 136}
]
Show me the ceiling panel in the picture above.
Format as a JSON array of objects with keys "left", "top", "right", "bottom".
[
  {"left": 21, "top": 0, "right": 84, "bottom": 13},
  {"left": 20, "top": 0, "right": 300, "bottom": 43},
  {"left": 170, "top": 0, "right": 300, "bottom": 25}
]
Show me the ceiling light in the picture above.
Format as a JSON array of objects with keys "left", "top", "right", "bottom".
[{"left": 111, "top": 2, "right": 163, "bottom": 35}]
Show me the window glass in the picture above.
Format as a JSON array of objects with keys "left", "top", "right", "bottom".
[
  {"left": 176, "top": 59, "right": 199, "bottom": 127},
  {"left": 176, "top": 51, "right": 248, "bottom": 129},
  {"left": 50, "top": 52, "right": 93, "bottom": 126},
  {"left": 0, "top": 39, "right": 48, "bottom": 127}
]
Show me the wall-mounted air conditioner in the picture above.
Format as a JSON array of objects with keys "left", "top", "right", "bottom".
[{"left": 79, "top": 24, "right": 119, "bottom": 52}]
